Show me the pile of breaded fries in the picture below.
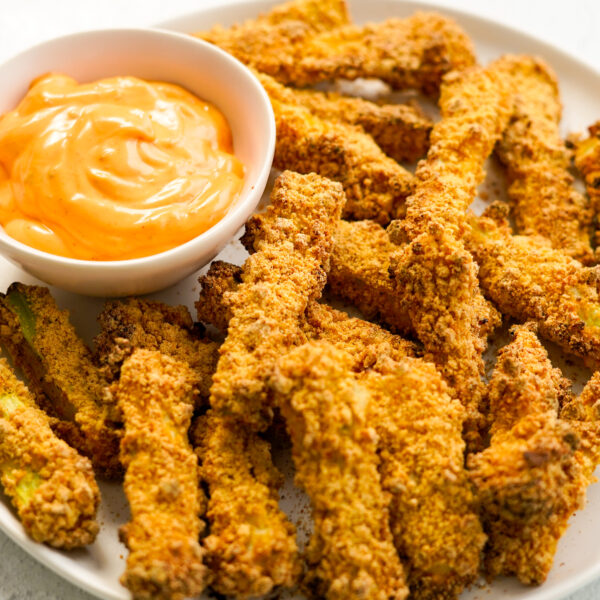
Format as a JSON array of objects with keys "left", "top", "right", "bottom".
[{"left": 3, "top": 0, "right": 600, "bottom": 599}]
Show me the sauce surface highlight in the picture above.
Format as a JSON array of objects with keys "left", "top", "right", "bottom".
[{"left": 0, "top": 73, "right": 244, "bottom": 260}]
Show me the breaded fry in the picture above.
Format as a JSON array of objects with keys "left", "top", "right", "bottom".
[
  {"left": 0, "top": 359, "right": 99, "bottom": 549},
  {"left": 302, "top": 301, "right": 417, "bottom": 368},
  {"left": 197, "top": 0, "right": 350, "bottom": 84},
  {"left": 197, "top": 260, "right": 417, "bottom": 368},
  {"left": 389, "top": 225, "right": 487, "bottom": 448},
  {"left": 95, "top": 298, "right": 218, "bottom": 405},
  {"left": 192, "top": 411, "right": 301, "bottom": 598},
  {"left": 364, "top": 358, "right": 485, "bottom": 600},
  {"left": 385, "top": 60, "right": 513, "bottom": 448},
  {"left": 280, "top": 12, "right": 476, "bottom": 93},
  {"left": 388, "top": 60, "right": 513, "bottom": 244},
  {"left": 210, "top": 171, "right": 345, "bottom": 429},
  {"left": 574, "top": 121, "right": 600, "bottom": 248},
  {"left": 265, "top": 83, "right": 414, "bottom": 223},
  {"left": 271, "top": 342, "right": 408, "bottom": 600},
  {"left": 558, "top": 374, "right": 600, "bottom": 505},
  {"left": 494, "top": 56, "right": 593, "bottom": 263},
  {"left": 114, "top": 349, "right": 206, "bottom": 600},
  {"left": 330, "top": 220, "right": 501, "bottom": 339},
  {"left": 256, "top": 71, "right": 430, "bottom": 162},
  {"left": 468, "top": 324, "right": 587, "bottom": 584},
  {"left": 465, "top": 209, "right": 600, "bottom": 368},
  {"left": 0, "top": 283, "right": 121, "bottom": 477}
]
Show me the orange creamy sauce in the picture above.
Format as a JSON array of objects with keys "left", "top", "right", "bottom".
[{"left": 0, "top": 73, "right": 244, "bottom": 260}]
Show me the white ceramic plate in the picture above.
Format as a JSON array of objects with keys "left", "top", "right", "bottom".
[{"left": 1, "top": 1, "right": 600, "bottom": 599}]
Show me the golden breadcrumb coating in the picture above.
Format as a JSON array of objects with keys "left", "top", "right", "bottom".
[
  {"left": 465, "top": 209, "right": 600, "bottom": 369},
  {"left": 95, "top": 298, "right": 218, "bottom": 406},
  {"left": 389, "top": 224, "right": 487, "bottom": 449},
  {"left": 562, "top": 372, "right": 600, "bottom": 423},
  {"left": 265, "top": 83, "right": 414, "bottom": 224},
  {"left": 196, "top": 260, "right": 417, "bottom": 368},
  {"left": 560, "top": 373, "right": 600, "bottom": 487},
  {"left": 468, "top": 324, "right": 588, "bottom": 584},
  {"left": 385, "top": 60, "right": 514, "bottom": 449},
  {"left": 271, "top": 342, "right": 408, "bottom": 600},
  {"left": 192, "top": 412, "right": 301, "bottom": 598},
  {"left": 210, "top": 171, "right": 345, "bottom": 429},
  {"left": 114, "top": 350, "right": 207, "bottom": 600},
  {"left": 198, "top": 0, "right": 475, "bottom": 94},
  {"left": 0, "top": 283, "right": 121, "bottom": 478},
  {"left": 330, "top": 220, "right": 501, "bottom": 339},
  {"left": 256, "top": 71, "right": 430, "bottom": 163},
  {"left": 574, "top": 121, "right": 600, "bottom": 249},
  {"left": 302, "top": 300, "right": 416, "bottom": 367},
  {"left": 364, "top": 358, "right": 485, "bottom": 600},
  {"left": 0, "top": 359, "right": 99, "bottom": 549},
  {"left": 284, "top": 12, "right": 476, "bottom": 93},
  {"left": 388, "top": 59, "right": 513, "bottom": 245},
  {"left": 494, "top": 56, "right": 593, "bottom": 263},
  {"left": 197, "top": 0, "right": 350, "bottom": 84}
]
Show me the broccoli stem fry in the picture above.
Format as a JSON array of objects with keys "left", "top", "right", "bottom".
[
  {"left": 209, "top": 171, "right": 345, "bottom": 430},
  {"left": 271, "top": 342, "right": 408, "bottom": 600},
  {"left": 495, "top": 56, "right": 593, "bottom": 264},
  {"left": 116, "top": 349, "right": 207, "bottom": 600},
  {"left": 0, "top": 359, "right": 99, "bottom": 549},
  {"left": 192, "top": 412, "right": 301, "bottom": 598},
  {"left": 465, "top": 211, "right": 600, "bottom": 368},
  {"left": 95, "top": 297, "right": 218, "bottom": 407},
  {"left": 364, "top": 358, "right": 485, "bottom": 600},
  {"left": 468, "top": 324, "right": 587, "bottom": 584},
  {"left": 257, "top": 71, "right": 431, "bottom": 163}
]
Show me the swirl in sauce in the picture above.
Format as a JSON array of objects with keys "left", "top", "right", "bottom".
[{"left": 0, "top": 73, "right": 244, "bottom": 260}]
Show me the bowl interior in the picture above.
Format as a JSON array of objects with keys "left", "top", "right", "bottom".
[{"left": 0, "top": 28, "right": 271, "bottom": 206}]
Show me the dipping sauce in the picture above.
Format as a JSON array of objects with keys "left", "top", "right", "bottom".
[{"left": 0, "top": 73, "right": 244, "bottom": 260}]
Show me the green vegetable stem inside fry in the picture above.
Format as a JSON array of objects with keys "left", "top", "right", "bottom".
[{"left": 6, "top": 291, "right": 36, "bottom": 346}]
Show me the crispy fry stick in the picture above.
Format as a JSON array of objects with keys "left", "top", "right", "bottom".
[
  {"left": 388, "top": 60, "right": 513, "bottom": 244},
  {"left": 95, "top": 298, "right": 218, "bottom": 406},
  {"left": 292, "top": 13, "right": 476, "bottom": 93},
  {"left": 364, "top": 358, "right": 485, "bottom": 600},
  {"left": 192, "top": 411, "right": 301, "bottom": 598},
  {"left": 196, "top": 260, "right": 417, "bottom": 368},
  {"left": 198, "top": 1, "right": 475, "bottom": 94},
  {"left": 197, "top": 0, "right": 350, "bottom": 84},
  {"left": 385, "top": 60, "right": 513, "bottom": 448},
  {"left": 115, "top": 349, "right": 207, "bottom": 600},
  {"left": 271, "top": 341, "right": 408, "bottom": 600},
  {"left": 494, "top": 56, "right": 593, "bottom": 263},
  {"left": 0, "top": 283, "right": 121, "bottom": 477},
  {"left": 574, "top": 121, "right": 600, "bottom": 249},
  {"left": 210, "top": 171, "right": 345, "bottom": 429},
  {"left": 329, "top": 220, "right": 501, "bottom": 339},
  {"left": 560, "top": 372, "right": 600, "bottom": 482},
  {"left": 465, "top": 208, "right": 600, "bottom": 368},
  {"left": 302, "top": 300, "right": 416, "bottom": 368},
  {"left": 256, "top": 71, "right": 430, "bottom": 163},
  {"left": 264, "top": 80, "right": 414, "bottom": 224},
  {"left": 0, "top": 359, "right": 99, "bottom": 549},
  {"left": 195, "top": 263, "right": 302, "bottom": 597},
  {"left": 389, "top": 224, "right": 487, "bottom": 448},
  {"left": 468, "top": 324, "right": 588, "bottom": 584}
]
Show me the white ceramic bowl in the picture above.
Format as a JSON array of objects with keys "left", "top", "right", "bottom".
[{"left": 0, "top": 28, "right": 275, "bottom": 297}]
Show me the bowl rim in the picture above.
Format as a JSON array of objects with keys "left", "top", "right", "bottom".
[{"left": 0, "top": 26, "right": 276, "bottom": 270}]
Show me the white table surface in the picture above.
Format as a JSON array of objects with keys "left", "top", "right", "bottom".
[{"left": 0, "top": 1, "right": 598, "bottom": 599}]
